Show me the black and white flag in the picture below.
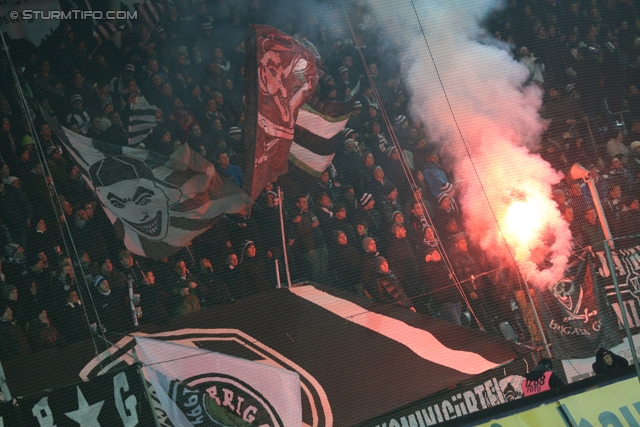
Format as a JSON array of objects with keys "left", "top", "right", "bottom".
[
  {"left": 92, "top": 22, "right": 120, "bottom": 45},
  {"left": 128, "top": 104, "right": 157, "bottom": 146},
  {"left": 45, "top": 112, "right": 251, "bottom": 259},
  {"left": 138, "top": 0, "right": 162, "bottom": 30}
]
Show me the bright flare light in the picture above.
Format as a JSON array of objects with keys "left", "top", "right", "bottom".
[{"left": 503, "top": 200, "right": 543, "bottom": 248}]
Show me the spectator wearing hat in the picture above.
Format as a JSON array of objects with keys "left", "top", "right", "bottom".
[
  {"left": 109, "top": 64, "right": 137, "bottom": 98},
  {"left": 393, "top": 115, "right": 411, "bottom": 145},
  {"left": 369, "top": 256, "right": 415, "bottom": 311},
  {"left": 99, "top": 101, "right": 114, "bottom": 131},
  {"left": 593, "top": 348, "right": 629, "bottom": 374},
  {"left": 379, "top": 185, "right": 402, "bottom": 228},
  {"left": 347, "top": 100, "right": 365, "bottom": 135},
  {"left": 336, "top": 65, "right": 355, "bottom": 95},
  {"left": 86, "top": 81, "right": 113, "bottom": 117},
  {"left": 354, "top": 193, "right": 383, "bottom": 243},
  {"left": 66, "top": 94, "right": 91, "bottom": 134},
  {"left": 522, "top": 358, "right": 564, "bottom": 397},
  {"left": 329, "top": 202, "right": 357, "bottom": 247},
  {"left": 434, "top": 192, "right": 462, "bottom": 235}
]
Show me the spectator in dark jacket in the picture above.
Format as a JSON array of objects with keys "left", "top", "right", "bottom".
[
  {"left": 238, "top": 240, "right": 273, "bottom": 296},
  {"left": 328, "top": 230, "right": 363, "bottom": 294},
  {"left": 92, "top": 275, "right": 132, "bottom": 333},
  {"left": 592, "top": 348, "right": 629, "bottom": 374},
  {"left": 292, "top": 194, "right": 327, "bottom": 282},
  {"left": 522, "top": 358, "right": 564, "bottom": 397},
  {"left": 56, "top": 290, "right": 94, "bottom": 343},
  {"left": 0, "top": 305, "right": 31, "bottom": 361},
  {"left": 369, "top": 256, "right": 415, "bottom": 311},
  {"left": 0, "top": 181, "right": 32, "bottom": 247}
]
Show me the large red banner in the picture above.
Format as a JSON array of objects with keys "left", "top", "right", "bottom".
[{"left": 243, "top": 25, "right": 318, "bottom": 200}]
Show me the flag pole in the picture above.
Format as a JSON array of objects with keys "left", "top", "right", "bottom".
[
  {"left": 275, "top": 259, "right": 281, "bottom": 289},
  {"left": 278, "top": 187, "right": 292, "bottom": 287}
]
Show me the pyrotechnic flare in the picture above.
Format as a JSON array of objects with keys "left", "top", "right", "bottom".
[{"left": 371, "top": 0, "right": 573, "bottom": 287}]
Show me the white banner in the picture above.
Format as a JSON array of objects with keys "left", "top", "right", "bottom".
[
  {"left": 0, "top": 0, "right": 61, "bottom": 46},
  {"left": 135, "top": 336, "right": 302, "bottom": 427}
]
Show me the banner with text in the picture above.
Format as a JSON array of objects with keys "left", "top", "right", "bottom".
[
  {"left": 355, "top": 354, "right": 544, "bottom": 427},
  {"left": 593, "top": 245, "right": 640, "bottom": 334},
  {"left": 0, "top": 364, "right": 154, "bottom": 426},
  {"left": 536, "top": 252, "right": 621, "bottom": 359}
]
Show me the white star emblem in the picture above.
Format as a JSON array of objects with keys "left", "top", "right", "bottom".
[{"left": 64, "top": 386, "right": 104, "bottom": 426}]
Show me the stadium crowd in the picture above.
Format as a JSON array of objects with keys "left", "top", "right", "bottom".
[{"left": 1, "top": 0, "right": 640, "bottom": 361}]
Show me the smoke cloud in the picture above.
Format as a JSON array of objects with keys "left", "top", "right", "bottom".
[{"left": 370, "top": 0, "right": 572, "bottom": 287}]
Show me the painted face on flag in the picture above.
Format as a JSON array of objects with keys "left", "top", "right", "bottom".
[
  {"left": 258, "top": 34, "right": 316, "bottom": 129},
  {"left": 90, "top": 156, "right": 174, "bottom": 241},
  {"left": 101, "top": 178, "right": 170, "bottom": 239}
]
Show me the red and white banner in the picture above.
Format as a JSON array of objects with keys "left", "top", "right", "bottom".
[{"left": 243, "top": 25, "right": 318, "bottom": 200}]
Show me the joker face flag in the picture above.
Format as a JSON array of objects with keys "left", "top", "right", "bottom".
[{"left": 46, "top": 110, "right": 251, "bottom": 259}]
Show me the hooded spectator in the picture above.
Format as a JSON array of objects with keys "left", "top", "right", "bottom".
[{"left": 592, "top": 348, "right": 629, "bottom": 374}]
